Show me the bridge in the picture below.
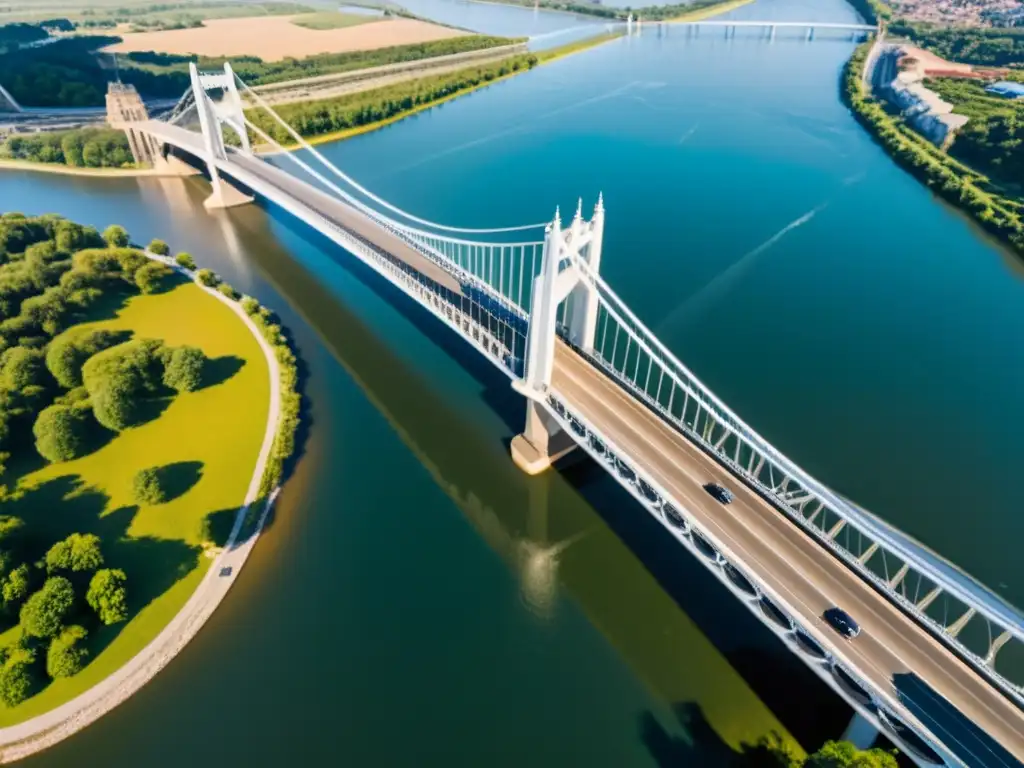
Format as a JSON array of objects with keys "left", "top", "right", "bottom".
[
  {"left": 628, "top": 17, "right": 878, "bottom": 40},
  {"left": 136, "top": 63, "right": 1023, "bottom": 768}
]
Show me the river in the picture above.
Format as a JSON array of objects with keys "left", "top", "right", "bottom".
[{"left": 5, "top": 0, "right": 1024, "bottom": 763}]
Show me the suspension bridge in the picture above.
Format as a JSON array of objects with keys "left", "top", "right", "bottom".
[{"left": 133, "top": 63, "right": 1024, "bottom": 768}]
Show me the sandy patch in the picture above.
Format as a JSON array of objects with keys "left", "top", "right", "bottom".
[
  {"left": 101, "top": 15, "right": 465, "bottom": 62},
  {"left": 899, "top": 45, "right": 974, "bottom": 75}
]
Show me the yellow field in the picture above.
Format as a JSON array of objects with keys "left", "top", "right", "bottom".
[
  {"left": 102, "top": 14, "right": 465, "bottom": 62},
  {"left": 0, "top": 280, "right": 269, "bottom": 724}
]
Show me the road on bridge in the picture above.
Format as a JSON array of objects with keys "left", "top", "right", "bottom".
[{"left": 552, "top": 343, "right": 1024, "bottom": 768}]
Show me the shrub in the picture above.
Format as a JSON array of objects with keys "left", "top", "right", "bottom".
[
  {"left": 162, "top": 346, "right": 205, "bottom": 393},
  {"left": 0, "top": 346, "right": 47, "bottom": 391},
  {"left": 134, "top": 260, "right": 173, "bottom": 294},
  {"left": 45, "top": 329, "right": 122, "bottom": 389},
  {"left": 147, "top": 238, "right": 169, "bottom": 256},
  {"left": 0, "top": 646, "right": 35, "bottom": 707},
  {"left": 132, "top": 466, "right": 167, "bottom": 504},
  {"left": 86, "top": 568, "right": 128, "bottom": 625},
  {"left": 174, "top": 252, "right": 196, "bottom": 271},
  {"left": 2, "top": 564, "right": 30, "bottom": 610},
  {"left": 195, "top": 268, "right": 219, "bottom": 287},
  {"left": 240, "top": 295, "right": 260, "bottom": 316},
  {"left": 102, "top": 225, "right": 129, "bottom": 248},
  {"left": 217, "top": 282, "right": 238, "bottom": 300},
  {"left": 45, "top": 533, "right": 103, "bottom": 574},
  {"left": 32, "top": 405, "right": 89, "bottom": 463},
  {"left": 20, "top": 576, "right": 75, "bottom": 638},
  {"left": 46, "top": 624, "right": 88, "bottom": 679}
]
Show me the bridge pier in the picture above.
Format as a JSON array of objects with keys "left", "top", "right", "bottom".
[
  {"left": 841, "top": 710, "right": 879, "bottom": 749},
  {"left": 203, "top": 170, "right": 254, "bottom": 210},
  {"left": 510, "top": 399, "right": 577, "bottom": 475}
]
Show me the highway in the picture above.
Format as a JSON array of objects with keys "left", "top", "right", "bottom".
[{"left": 551, "top": 342, "right": 1024, "bottom": 768}]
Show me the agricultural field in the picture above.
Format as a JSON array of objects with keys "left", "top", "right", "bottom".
[
  {"left": 290, "top": 11, "right": 380, "bottom": 30},
  {"left": 101, "top": 15, "right": 466, "bottom": 61},
  {"left": 0, "top": 1, "right": 313, "bottom": 30}
]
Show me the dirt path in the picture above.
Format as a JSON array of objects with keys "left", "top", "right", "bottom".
[{"left": 0, "top": 254, "right": 284, "bottom": 764}]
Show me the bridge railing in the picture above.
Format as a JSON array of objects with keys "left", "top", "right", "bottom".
[{"left": 563, "top": 250, "right": 1024, "bottom": 702}]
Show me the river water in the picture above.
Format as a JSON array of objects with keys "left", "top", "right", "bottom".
[{"left": 5, "top": 0, "right": 1024, "bottom": 764}]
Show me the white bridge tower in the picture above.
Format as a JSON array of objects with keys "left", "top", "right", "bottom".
[
  {"left": 511, "top": 196, "right": 605, "bottom": 474},
  {"left": 188, "top": 62, "right": 254, "bottom": 209}
]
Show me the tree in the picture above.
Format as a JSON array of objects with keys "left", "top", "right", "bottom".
[
  {"left": 147, "top": 239, "right": 169, "bottom": 256},
  {"left": 195, "top": 268, "right": 219, "bottom": 287},
  {"left": 174, "top": 252, "right": 196, "bottom": 270},
  {"left": 20, "top": 576, "right": 75, "bottom": 639},
  {"left": 45, "top": 533, "right": 103, "bottom": 574},
  {"left": 86, "top": 568, "right": 128, "bottom": 625},
  {"left": 33, "top": 405, "right": 89, "bottom": 463},
  {"left": 45, "top": 329, "right": 122, "bottom": 389},
  {"left": 804, "top": 741, "right": 898, "bottom": 768},
  {"left": 134, "top": 261, "right": 173, "bottom": 294},
  {"left": 46, "top": 624, "right": 89, "bottom": 679},
  {"left": 2, "top": 564, "right": 31, "bottom": 610},
  {"left": 162, "top": 346, "right": 205, "bottom": 393},
  {"left": 132, "top": 466, "right": 167, "bottom": 504},
  {"left": 82, "top": 339, "right": 165, "bottom": 431},
  {"left": 0, "top": 346, "right": 47, "bottom": 391},
  {"left": 102, "top": 225, "right": 129, "bottom": 248},
  {"left": 0, "top": 647, "right": 35, "bottom": 707}
]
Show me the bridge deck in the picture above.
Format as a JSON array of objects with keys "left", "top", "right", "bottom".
[{"left": 552, "top": 343, "right": 1024, "bottom": 768}]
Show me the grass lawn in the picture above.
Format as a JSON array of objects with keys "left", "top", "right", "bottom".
[
  {"left": 290, "top": 11, "right": 382, "bottom": 30},
  {"left": 0, "top": 280, "right": 269, "bottom": 725}
]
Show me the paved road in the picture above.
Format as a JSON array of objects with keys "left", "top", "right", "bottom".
[{"left": 551, "top": 342, "right": 1024, "bottom": 768}]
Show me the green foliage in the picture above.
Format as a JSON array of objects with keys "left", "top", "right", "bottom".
[
  {"left": 134, "top": 260, "right": 174, "bottom": 295},
  {"left": 889, "top": 22, "right": 1024, "bottom": 68},
  {"left": 804, "top": 740, "right": 897, "bottom": 768},
  {"left": 45, "top": 329, "right": 122, "bottom": 389},
  {"left": 174, "top": 252, "right": 196, "bottom": 271},
  {"left": 217, "top": 282, "right": 238, "bottom": 300},
  {"left": 147, "top": 239, "right": 169, "bottom": 256},
  {"left": 86, "top": 568, "right": 128, "bottom": 625},
  {"left": 240, "top": 296, "right": 260, "bottom": 316},
  {"left": 46, "top": 624, "right": 88, "bottom": 679},
  {"left": 162, "top": 346, "right": 206, "bottom": 393},
  {"left": 82, "top": 338, "right": 165, "bottom": 431},
  {"left": 0, "top": 128, "right": 133, "bottom": 169},
  {"left": 45, "top": 533, "right": 104, "bottom": 574},
  {"left": 195, "top": 268, "right": 219, "bottom": 288},
  {"left": 20, "top": 576, "right": 75, "bottom": 639},
  {"left": 0, "top": 645, "right": 35, "bottom": 707},
  {"left": 32, "top": 404, "right": 90, "bottom": 463},
  {"left": 0, "top": 346, "right": 47, "bottom": 391},
  {"left": 1, "top": 564, "right": 31, "bottom": 611},
  {"left": 842, "top": 44, "right": 1024, "bottom": 256},
  {"left": 249, "top": 54, "right": 540, "bottom": 143},
  {"left": 102, "top": 225, "right": 129, "bottom": 249},
  {"left": 132, "top": 466, "right": 167, "bottom": 505}
]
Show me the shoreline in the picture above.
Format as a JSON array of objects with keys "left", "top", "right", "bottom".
[
  {"left": 0, "top": 253, "right": 286, "bottom": 763},
  {"left": 0, "top": 159, "right": 157, "bottom": 178},
  {"left": 258, "top": 32, "right": 621, "bottom": 152},
  {"left": 667, "top": 0, "right": 756, "bottom": 23}
]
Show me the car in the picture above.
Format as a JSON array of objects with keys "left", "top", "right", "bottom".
[
  {"left": 703, "top": 483, "right": 733, "bottom": 504},
  {"left": 823, "top": 607, "right": 861, "bottom": 639},
  {"left": 219, "top": 566, "right": 233, "bottom": 578}
]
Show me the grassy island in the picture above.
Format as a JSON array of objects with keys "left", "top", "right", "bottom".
[
  {"left": 0, "top": 213, "right": 294, "bottom": 725},
  {"left": 842, "top": 43, "right": 1024, "bottom": 256}
]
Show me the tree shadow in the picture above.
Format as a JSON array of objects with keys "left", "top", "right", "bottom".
[
  {"left": 131, "top": 395, "right": 174, "bottom": 427},
  {"left": 201, "top": 355, "right": 245, "bottom": 389},
  {"left": 155, "top": 461, "right": 203, "bottom": 503},
  {"left": 199, "top": 508, "right": 237, "bottom": 548}
]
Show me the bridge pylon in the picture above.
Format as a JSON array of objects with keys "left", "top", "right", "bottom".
[
  {"left": 188, "top": 62, "right": 254, "bottom": 210},
  {"left": 511, "top": 197, "right": 605, "bottom": 475}
]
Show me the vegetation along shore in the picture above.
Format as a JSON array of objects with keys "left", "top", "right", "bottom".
[
  {"left": 842, "top": 43, "right": 1024, "bottom": 256},
  {"left": 0, "top": 213, "right": 300, "bottom": 740}
]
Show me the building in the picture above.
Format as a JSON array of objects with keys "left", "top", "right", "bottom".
[{"left": 985, "top": 81, "right": 1024, "bottom": 99}]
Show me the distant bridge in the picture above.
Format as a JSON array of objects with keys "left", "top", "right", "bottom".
[
  {"left": 132, "top": 63, "right": 1024, "bottom": 768},
  {"left": 627, "top": 17, "right": 878, "bottom": 39}
]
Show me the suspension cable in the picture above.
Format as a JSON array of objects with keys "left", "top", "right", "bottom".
[{"left": 236, "top": 77, "right": 550, "bottom": 235}]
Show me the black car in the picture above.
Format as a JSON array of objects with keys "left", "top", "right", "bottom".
[
  {"left": 823, "top": 607, "right": 861, "bottom": 639},
  {"left": 704, "top": 483, "right": 733, "bottom": 504}
]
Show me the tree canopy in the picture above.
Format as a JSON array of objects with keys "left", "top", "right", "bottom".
[
  {"left": 46, "top": 625, "right": 89, "bottom": 679},
  {"left": 20, "top": 576, "right": 75, "bottom": 639},
  {"left": 45, "top": 533, "right": 104, "bottom": 574},
  {"left": 86, "top": 568, "right": 128, "bottom": 625}
]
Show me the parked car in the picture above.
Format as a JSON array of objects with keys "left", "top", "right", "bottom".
[
  {"left": 703, "top": 483, "right": 733, "bottom": 504},
  {"left": 823, "top": 606, "right": 861, "bottom": 639}
]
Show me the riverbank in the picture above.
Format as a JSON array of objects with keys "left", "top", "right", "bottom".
[
  {"left": 0, "top": 159, "right": 155, "bottom": 178},
  {"left": 667, "top": 0, "right": 755, "bottom": 23},
  {"left": 0, "top": 243, "right": 300, "bottom": 762},
  {"left": 257, "top": 32, "right": 620, "bottom": 150},
  {"left": 843, "top": 42, "right": 1024, "bottom": 256}
]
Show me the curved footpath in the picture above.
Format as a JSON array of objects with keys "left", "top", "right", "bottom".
[{"left": 0, "top": 253, "right": 284, "bottom": 763}]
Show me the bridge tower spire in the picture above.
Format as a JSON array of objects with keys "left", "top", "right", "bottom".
[{"left": 188, "top": 62, "right": 254, "bottom": 209}]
